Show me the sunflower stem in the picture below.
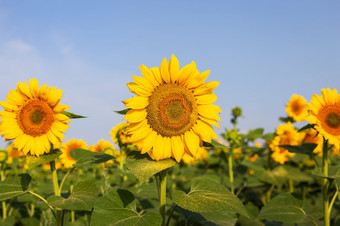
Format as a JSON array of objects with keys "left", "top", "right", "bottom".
[
  {"left": 50, "top": 161, "right": 63, "bottom": 226},
  {"left": 1, "top": 164, "right": 7, "bottom": 220},
  {"left": 28, "top": 191, "right": 56, "bottom": 218},
  {"left": 70, "top": 184, "right": 75, "bottom": 223},
  {"left": 157, "top": 169, "right": 167, "bottom": 226},
  {"left": 228, "top": 148, "right": 234, "bottom": 194},
  {"left": 322, "top": 140, "right": 330, "bottom": 226},
  {"left": 119, "top": 148, "right": 126, "bottom": 170}
]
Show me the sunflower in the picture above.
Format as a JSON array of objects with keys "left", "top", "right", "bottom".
[
  {"left": 181, "top": 147, "right": 209, "bottom": 165},
  {"left": 5, "top": 144, "right": 23, "bottom": 165},
  {"left": 285, "top": 94, "right": 308, "bottom": 122},
  {"left": 89, "top": 139, "right": 115, "bottom": 153},
  {"left": 122, "top": 55, "right": 221, "bottom": 162},
  {"left": 0, "top": 78, "right": 70, "bottom": 156},
  {"left": 301, "top": 129, "right": 323, "bottom": 156},
  {"left": 270, "top": 122, "right": 301, "bottom": 164},
  {"left": 60, "top": 139, "right": 88, "bottom": 169},
  {"left": 307, "top": 88, "right": 340, "bottom": 149},
  {"left": 110, "top": 122, "right": 131, "bottom": 146}
]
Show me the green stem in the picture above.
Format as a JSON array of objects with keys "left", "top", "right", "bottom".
[
  {"left": 1, "top": 164, "right": 7, "bottom": 220},
  {"left": 266, "top": 184, "right": 275, "bottom": 204},
  {"left": 322, "top": 140, "right": 330, "bottom": 226},
  {"left": 119, "top": 148, "right": 126, "bottom": 170},
  {"left": 228, "top": 148, "right": 234, "bottom": 194},
  {"left": 288, "top": 179, "right": 294, "bottom": 193},
  {"left": 157, "top": 170, "right": 167, "bottom": 226},
  {"left": 29, "top": 191, "right": 56, "bottom": 218},
  {"left": 59, "top": 168, "right": 75, "bottom": 193},
  {"left": 50, "top": 161, "right": 63, "bottom": 226},
  {"left": 165, "top": 204, "right": 177, "bottom": 226},
  {"left": 70, "top": 184, "right": 75, "bottom": 223}
]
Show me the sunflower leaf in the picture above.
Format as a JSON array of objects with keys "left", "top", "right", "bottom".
[
  {"left": 298, "top": 124, "right": 315, "bottom": 132},
  {"left": 26, "top": 149, "right": 62, "bottom": 169},
  {"left": 172, "top": 177, "right": 248, "bottom": 217},
  {"left": 70, "top": 149, "right": 114, "bottom": 168},
  {"left": 126, "top": 151, "right": 176, "bottom": 185},
  {"left": 0, "top": 174, "right": 31, "bottom": 201},
  {"left": 208, "top": 139, "right": 229, "bottom": 150},
  {"left": 90, "top": 188, "right": 162, "bottom": 226},
  {"left": 62, "top": 111, "right": 86, "bottom": 119},
  {"left": 114, "top": 108, "right": 131, "bottom": 115},
  {"left": 47, "top": 181, "right": 98, "bottom": 211}
]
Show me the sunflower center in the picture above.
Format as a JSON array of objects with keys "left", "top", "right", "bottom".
[
  {"left": 17, "top": 99, "right": 54, "bottom": 137},
  {"left": 326, "top": 113, "right": 340, "bottom": 128},
  {"left": 146, "top": 83, "right": 198, "bottom": 137},
  {"left": 318, "top": 105, "right": 340, "bottom": 136}
]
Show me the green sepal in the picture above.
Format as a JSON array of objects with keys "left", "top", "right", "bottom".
[
  {"left": 298, "top": 123, "right": 315, "bottom": 132},
  {"left": 62, "top": 111, "right": 86, "bottom": 119},
  {"left": 26, "top": 149, "right": 62, "bottom": 169},
  {"left": 126, "top": 151, "right": 176, "bottom": 185},
  {"left": 0, "top": 174, "right": 31, "bottom": 201},
  {"left": 114, "top": 108, "right": 131, "bottom": 115}
]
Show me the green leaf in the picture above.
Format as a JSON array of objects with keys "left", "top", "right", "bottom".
[
  {"left": 70, "top": 149, "right": 114, "bottom": 167},
  {"left": 47, "top": 181, "right": 98, "bottom": 211},
  {"left": 279, "top": 116, "right": 294, "bottom": 123},
  {"left": 172, "top": 177, "right": 248, "bottom": 216},
  {"left": 262, "top": 133, "right": 275, "bottom": 141},
  {"left": 282, "top": 165, "right": 314, "bottom": 183},
  {"left": 114, "top": 108, "right": 131, "bottom": 115},
  {"left": 280, "top": 143, "right": 317, "bottom": 155},
  {"left": 62, "top": 111, "right": 86, "bottom": 119},
  {"left": 126, "top": 152, "right": 176, "bottom": 185},
  {"left": 26, "top": 149, "right": 62, "bottom": 169},
  {"left": 91, "top": 189, "right": 162, "bottom": 226},
  {"left": 246, "top": 128, "right": 264, "bottom": 142},
  {"left": 257, "top": 193, "right": 307, "bottom": 223},
  {"left": 0, "top": 174, "right": 31, "bottom": 201}
]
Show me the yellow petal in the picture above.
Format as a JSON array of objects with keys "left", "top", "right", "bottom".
[
  {"left": 47, "top": 87, "right": 62, "bottom": 107},
  {"left": 140, "top": 64, "right": 160, "bottom": 87},
  {"left": 187, "top": 70, "right": 210, "bottom": 89},
  {"left": 123, "top": 96, "right": 149, "bottom": 109},
  {"left": 171, "top": 136, "right": 184, "bottom": 162},
  {"left": 193, "top": 81, "right": 220, "bottom": 96},
  {"left": 132, "top": 76, "right": 154, "bottom": 92},
  {"left": 192, "top": 120, "right": 218, "bottom": 143},
  {"left": 141, "top": 131, "right": 157, "bottom": 154},
  {"left": 151, "top": 67, "right": 163, "bottom": 85},
  {"left": 169, "top": 54, "right": 180, "bottom": 83},
  {"left": 178, "top": 61, "right": 196, "bottom": 86},
  {"left": 55, "top": 113, "right": 71, "bottom": 122},
  {"left": 160, "top": 57, "right": 171, "bottom": 84},
  {"left": 198, "top": 104, "right": 222, "bottom": 121},
  {"left": 29, "top": 78, "right": 40, "bottom": 98},
  {"left": 196, "top": 92, "right": 217, "bottom": 105},
  {"left": 39, "top": 84, "right": 49, "bottom": 101},
  {"left": 200, "top": 115, "right": 220, "bottom": 129},
  {"left": 17, "top": 81, "right": 32, "bottom": 99},
  {"left": 7, "top": 89, "right": 25, "bottom": 106},
  {"left": 130, "top": 124, "right": 152, "bottom": 142},
  {"left": 0, "top": 101, "right": 19, "bottom": 111},
  {"left": 123, "top": 109, "right": 147, "bottom": 123},
  {"left": 153, "top": 134, "right": 165, "bottom": 161},
  {"left": 127, "top": 82, "right": 152, "bottom": 97},
  {"left": 184, "top": 130, "right": 199, "bottom": 157},
  {"left": 53, "top": 104, "right": 71, "bottom": 113},
  {"left": 126, "top": 119, "right": 148, "bottom": 133}
]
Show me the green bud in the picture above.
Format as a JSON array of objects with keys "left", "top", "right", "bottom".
[{"left": 232, "top": 107, "right": 242, "bottom": 118}]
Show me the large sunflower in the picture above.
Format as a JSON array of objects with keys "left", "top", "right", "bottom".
[
  {"left": 0, "top": 78, "right": 70, "bottom": 156},
  {"left": 123, "top": 55, "right": 221, "bottom": 162},
  {"left": 285, "top": 94, "right": 308, "bottom": 122},
  {"left": 60, "top": 139, "right": 88, "bottom": 169},
  {"left": 307, "top": 88, "right": 340, "bottom": 149}
]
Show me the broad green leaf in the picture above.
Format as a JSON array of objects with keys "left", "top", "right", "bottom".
[
  {"left": 172, "top": 177, "right": 248, "bottom": 216},
  {"left": 26, "top": 149, "right": 62, "bottom": 169},
  {"left": 262, "top": 133, "right": 275, "bottom": 141},
  {"left": 280, "top": 143, "right": 317, "bottom": 155},
  {"left": 257, "top": 193, "right": 307, "bottom": 223},
  {"left": 246, "top": 128, "right": 264, "bottom": 142},
  {"left": 62, "top": 111, "right": 86, "bottom": 119},
  {"left": 47, "top": 181, "right": 98, "bottom": 211},
  {"left": 282, "top": 165, "right": 314, "bottom": 183},
  {"left": 126, "top": 152, "right": 176, "bottom": 185},
  {"left": 114, "top": 108, "right": 131, "bottom": 115},
  {"left": 0, "top": 174, "right": 31, "bottom": 201},
  {"left": 70, "top": 149, "right": 114, "bottom": 167},
  {"left": 91, "top": 189, "right": 162, "bottom": 226},
  {"left": 279, "top": 116, "right": 294, "bottom": 123}
]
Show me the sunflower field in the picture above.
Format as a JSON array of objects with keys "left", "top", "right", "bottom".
[{"left": 0, "top": 55, "right": 340, "bottom": 226}]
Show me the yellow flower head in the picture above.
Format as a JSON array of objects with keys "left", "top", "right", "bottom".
[
  {"left": 123, "top": 55, "right": 221, "bottom": 162},
  {"left": 60, "top": 139, "right": 88, "bottom": 169},
  {"left": 110, "top": 122, "right": 131, "bottom": 145},
  {"left": 285, "top": 94, "right": 308, "bottom": 122},
  {"left": 0, "top": 78, "right": 70, "bottom": 156},
  {"left": 270, "top": 122, "right": 301, "bottom": 164},
  {"left": 307, "top": 88, "right": 340, "bottom": 149},
  {"left": 89, "top": 139, "right": 115, "bottom": 153},
  {"left": 301, "top": 129, "right": 323, "bottom": 156},
  {"left": 181, "top": 147, "right": 209, "bottom": 165},
  {"left": 5, "top": 144, "right": 23, "bottom": 164}
]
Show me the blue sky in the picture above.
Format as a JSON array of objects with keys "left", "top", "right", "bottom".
[{"left": 0, "top": 1, "right": 339, "bottom": 148}]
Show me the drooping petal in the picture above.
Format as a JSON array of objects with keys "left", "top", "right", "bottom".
[
  {"left": 198, "top": 104, "right": 222, "bottom": 121},
  {"left": 184, "top": 130, "right": 200, "bottom": 157},
  {"left": 196, "top": 92, "right": 217, "bottom": 105},
  {"left": 171, "top": 136, "right": 185, "bottom": 162},
  {"left": 123, "top": 109, "right": 147, "bottom": 123},
  {"left": 123, "top": 96, "right": 149, "bottom": 109},
  {"left": 127, "top": 82, "right": 152, "bottom": 97}
]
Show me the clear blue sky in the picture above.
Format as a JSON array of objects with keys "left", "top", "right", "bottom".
[{"left": 0, "top": 1, "right": 339, "bottom": 148}]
